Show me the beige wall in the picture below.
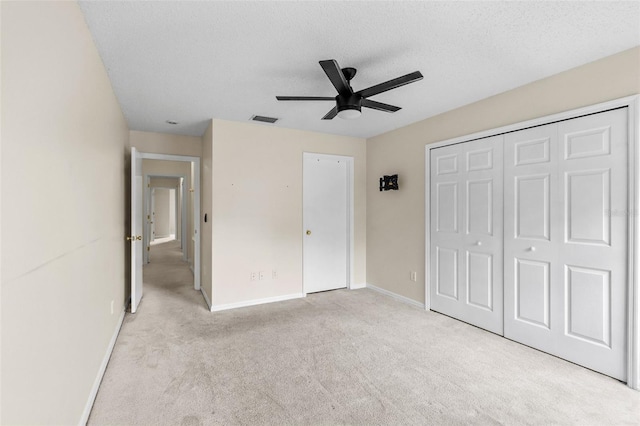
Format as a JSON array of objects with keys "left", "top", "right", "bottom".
[
  {"left": 130, "top": 130, "right": 202, "bottom": 157},
  {"left": 366, "top": 46, "right": 640, "bottom": 304},
  {"left": 151, "top": 177, "right": 181, "bottom": 188},
  {"left": 201, "top": 121, "right": 213, "bottom": 306},
  {"left": 1, "top": 2, "right": 129, "bottom": 424},
  {"left": 210, "top": 119, "right": 366, "bottom": 307},
  {"left": 152, "top": 188, "right": 172, "bottom": 238}
]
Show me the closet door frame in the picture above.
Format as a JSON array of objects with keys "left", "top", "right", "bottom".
[{"left": 425, "top": 95, "right": 640, "bottom": 390}]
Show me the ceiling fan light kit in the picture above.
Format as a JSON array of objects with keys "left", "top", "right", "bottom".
[
  {"left": 276, "top": 59, "right": 423, "bottom": 120},
  {"left": 336, "top": 94, "right": 362, "bottom": 119}
]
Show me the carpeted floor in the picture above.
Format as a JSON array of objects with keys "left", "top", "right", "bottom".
[{"left": 89, "top": 240, "right": 640, "bottom": 425}]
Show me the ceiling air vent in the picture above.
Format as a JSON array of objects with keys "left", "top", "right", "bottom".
[{"left": 250, "top": 115, "right": 278, "bottom": 124}]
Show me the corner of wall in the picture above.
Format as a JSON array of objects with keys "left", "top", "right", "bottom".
[{"left": 201, "top": 120, "right": 214, "bottom": 306}]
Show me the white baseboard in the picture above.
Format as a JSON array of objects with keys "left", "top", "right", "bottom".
[
  {"left": 211, "top": 293, "right": 305, "bottom": 312},
  {"left": 349, "top": 283, "right": 366, "bottom": 290},
  {"left": 200, "top": 287, "right": 212, "bottom": 311},
  {"left": 79, "top": 308, "right": 125, "bottom": 426},
  {"left": 366, "top": 283, "right": 425, "bottom": 309}
]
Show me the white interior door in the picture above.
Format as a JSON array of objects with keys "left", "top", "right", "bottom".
[
  {"left": 303, "top": 153, "right": 350, "bottom": 294},
  {"left": 150, "top": 188, "right": 156, "bottom": 242},
  {"left": 143, "top": 176, "right": 151, "bottom": 264},
  {"left": 504, "top": 108, "right": 628, "bottom": 380},
  {"left": 430, "top": 136, "right": 504, "bottom": 334},
  {"left": 131, "top": 147, "right": 144, "bottom": 313},
  {"left": 504, "top": 123, "right": 559, "bottom": 344},
  {"left": 181, "top": 178, "right": 187, "bottom": 261}
]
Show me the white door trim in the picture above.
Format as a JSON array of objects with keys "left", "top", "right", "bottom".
[
  {"left": 302, "top": 152, "right": 355, "bottom": 294},
  {"left": 425, "top": 95, "right": 640, "bottom": 389},
  {"left": 136, "top": 151, "right": 201, "bottom": 292}
]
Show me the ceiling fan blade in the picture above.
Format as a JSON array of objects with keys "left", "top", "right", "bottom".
[
  {"left": 356, "top": 71, "right": 423, "bottom": 98},
  {"left": 276, "top": 96, "right": 335, "bottom": 101},
  {"left": 322, "top": 106, "right": 338, "bottom": 120},
  {"left": 319, "top": 60, "right": 353, "bottom": 95},
  {"left": 362, "top": 99, "right": 401, "bottom": 113}
]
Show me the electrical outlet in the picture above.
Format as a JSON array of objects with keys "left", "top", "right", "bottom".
[
  {"left": 250, "top": 272, "right": 257, "bottom": 281},
  {"left": 110, "top": 300, "right": 114, "bottom": 315},
  {"left": 272, "top": 270, "right": 278, "bottom": 280},
  {"left": 259, "top": 271, "right": 266, "bottom": 280},
  {"left": 410, "top": 271, "right": 417, "bottom": 282}
]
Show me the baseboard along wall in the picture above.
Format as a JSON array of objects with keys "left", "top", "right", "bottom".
[
  {"left": 200, "top": 287, "right": 212, "bottom": 311},
  {"left": 365, "top": 283, "right": 425, "bottom": 309},
  {"left": 211, "top": 293, "right": 305, "bottom": 312},
  {"left": 79, "top": 308, "right": 126, "bottom": 426}
]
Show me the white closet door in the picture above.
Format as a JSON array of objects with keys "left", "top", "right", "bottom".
[
  {"left": 504, "top": 124, "right": 560, "bottom": 346},
  {"left": 504, "top": 108, "right": 628, "bottom": 380},
  {"left": 430, "top": 136, "right": 504, "bottom": 334}
]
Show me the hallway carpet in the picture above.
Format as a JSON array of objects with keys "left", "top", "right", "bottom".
[{"left": 89, "top": 241, "right": 640, "bottom": 425}]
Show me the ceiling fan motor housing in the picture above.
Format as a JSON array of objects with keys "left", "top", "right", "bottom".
[{"left": 337, "top": 93, "right": 362, "bottom": 114}]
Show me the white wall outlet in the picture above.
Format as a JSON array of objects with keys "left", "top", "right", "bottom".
[
  {"left": 272, "top": 270, "right": 278, "bottom": 280},
  {"left": 110, "top": 300, "right": 114, "bottom": 315},
  {"left": 250, "top": 272, "right": 257, "bottom": 281},
  {"left": 259, "top": 271, "right": 266, "bottom": 280},
  {"left": 410, "top": 271, "right": 417, "bottom": 282}
]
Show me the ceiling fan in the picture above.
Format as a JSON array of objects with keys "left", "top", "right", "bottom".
[{"left": 276, "top": 59, "right": 424, "bottom": 120}]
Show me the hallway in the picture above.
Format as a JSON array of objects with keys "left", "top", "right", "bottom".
[{"left": 89, "top": 240, "right": 207, "bottom": 424}]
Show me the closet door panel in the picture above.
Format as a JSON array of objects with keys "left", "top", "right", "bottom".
[
  {"left": 504, "top": 108, "right": 628, "bottom": 381},
  {"left": 431, "top": 144, "right": 464, "bottom": 315},
  {"left": 430, "top": 136, "right": 503, "bottom": 334},
  {"left": 504, "top": 124, "right": 560, "bottom": 349},
  {"left": 556, "top": 108, "right": 628, "bottom": 380}
]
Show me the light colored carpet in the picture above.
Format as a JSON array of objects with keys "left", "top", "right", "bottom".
[{"left": 89, "top": 240, "right": 640, "bottom": 425}]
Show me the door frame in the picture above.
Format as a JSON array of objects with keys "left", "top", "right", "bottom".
[
  {"left": 425, "top": 95, "right": 640, "bottom": 390},
  {"left": 144, "top": 174, "right": 187, "bottom": 263},
  {"left": 302, "top": 152, "right": 355, "bottom": 294},
  {"left": 136, "top": 151, "right": 201, "bottom": 292}
]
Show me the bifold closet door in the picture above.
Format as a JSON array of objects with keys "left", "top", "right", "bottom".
[
  {"left": 430, "top": 136, "right": 504, "bottom": 334},
  {"left": 504, "top": 108, "right": 628, "bottom": 381}
]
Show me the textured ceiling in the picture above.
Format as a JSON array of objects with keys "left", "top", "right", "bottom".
[{"left": 78, "top": 1, "right": 640, "bottom": 139}]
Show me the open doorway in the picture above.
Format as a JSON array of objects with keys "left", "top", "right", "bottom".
[
  {"left": 149, "top": 186, "right": 177, "bottom": 244},
  {"left": 144, "top": 174, "right": 187, "bottom": 264},
  {"left": 130, "top": 149, "right": 202, "bottom": 314}
]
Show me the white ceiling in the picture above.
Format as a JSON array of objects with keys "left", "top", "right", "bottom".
[{"left": 78, "top": 1, "right": 640, "bottom": 139}]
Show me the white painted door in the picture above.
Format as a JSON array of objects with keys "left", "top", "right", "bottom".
[
  {"left": 430, "top": 136, "right": 504, "bottom": 334},
  {"left": 303, "top": 153, "right": 350, "bottom": 293},
  {"left": 504, "top": 123, "right": 559, "bottom": 343},
  {"left": 144, "top": 176, "right": 151, "bottom": 264},
  {"left": 150, "top": 188, "right": 156, "bottom": 242},
  {"left": 131, "top": 147, "right": 144, "bottom": 313},
  {"left": 504, "top": 108, "right": 628, "bottom": 380}
]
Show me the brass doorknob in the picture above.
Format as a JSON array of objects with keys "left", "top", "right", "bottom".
[
  {"left": 126, "top": 236, "right": 135, "bottom": 241},
  {"left": 136, "top": 236, "right": 142, "bottom": 240},
  {"left": 306, "top": 230, "right": 312, "bottom": 235}
]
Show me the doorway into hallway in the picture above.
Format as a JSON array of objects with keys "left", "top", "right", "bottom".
[{"left": 130, "top": 149, "right": 202, "bottom": 313}]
